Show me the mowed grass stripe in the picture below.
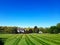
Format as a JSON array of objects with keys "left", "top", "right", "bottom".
[
  {"left": 41, "top": 34, "right": 60, "bottom": 39},
  {"left": 27, "top": 34, "right": 42, "bottom": 45},
  {"left": 25, "top": 34, "right": 35, "bottom": 45},
  {"left": 18, "top": 34, "right": 28, "bottom": 45},
  {"left": 40, "top": 36, "right": 60, "bottom": 45},
  {"left": 0, "top": 34, "right": 14, "bottom": 38},
  {"left": 0, "top": 34, "right": 15, "bottom": 43},
  {"left": 4, "top": 35, "right": 18, "bottom": 45},
  {"left": 12, "top": 34, "right": 23, "bottom": 45},
  {"left": 34, "top": 34, "right": 57, "bottom": 45},
  {"left": 4, "top": 34, "right": 22, "bottom": 45},
  {"left": 43, "top": 35, "right": 60, "bottom": 41},
  {"left": 5, "top": 34, "right": 18, "bottom": 43},
  {"left": 37, "top": 34, "right": 60, "bottom": 45},
  {"left": 35, "top": 34, "right": 60, "bottom": 41},
  {"left": 0, "top": 34, "right": 60, "bottom": 45},
  {"left": 30, "top": 34, "right": 50, "bottom": 45}
]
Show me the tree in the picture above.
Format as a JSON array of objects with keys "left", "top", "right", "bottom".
[
  {"left": 29, "top": 28, "right": 33, "bottom": 33},
  {"left": 0, "top": 26, "right": 17, "bottom": 34},
  {"left": 34, "top": 26, "right": 39, "bottom": 33},
  {"left": 39, "top": 27, "right": 45, "bottom": 33},
  {"left": 0, "top": 26, "right": 4, "bottom": 34},
  {"left": 49, "top": 26, "right": 58, "bottom": 34},
  {"left": 44, "top": 28, "right": 49, "bottom": 33},
  {"left": 12, "top": 27, "right": 17, "bottom": 34},
  {"left": 57, "top": 23, "right": 60, "bottom": 28},
  {"left": 56, "top": 23, "right": 60, "bottom": 33}
]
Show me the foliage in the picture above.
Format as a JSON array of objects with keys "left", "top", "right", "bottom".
[
  {"left": 34, "top": 26, "right": 39, "bottom": 33},
  {"left": 0, "top": 23, "right": 60, "bottom": 34},
  {"left": 0, "top": 26, "right": 17, "bottom": 34}
]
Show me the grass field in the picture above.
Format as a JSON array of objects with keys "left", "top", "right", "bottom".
[{"left": 0, "top": 34, "right": 60, "bottom": 45}]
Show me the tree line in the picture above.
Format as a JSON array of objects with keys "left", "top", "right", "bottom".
[{"left": 0, "top": 23, "right": 60, "bottom": 34}]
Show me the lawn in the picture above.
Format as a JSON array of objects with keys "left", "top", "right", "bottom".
[{"left": 0, "top": 34, "right": 60, "bottom": 45}]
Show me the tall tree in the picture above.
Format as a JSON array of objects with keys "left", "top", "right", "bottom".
[
  {"left": 29, "top": 28, "right": 33, "bottom": 33},
  {"left": 34, "top": 26, "right": 39, "bottom": 33},
  {"left": 49, "top": 26, "right": 58, "bottom": 34},
  {"left": 56, "top": 23, "right": 60, "bottom": 33}
]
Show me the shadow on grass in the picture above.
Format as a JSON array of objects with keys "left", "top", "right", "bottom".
[{"left": 0, "top": 38, "right": 6, "bottom": 45}]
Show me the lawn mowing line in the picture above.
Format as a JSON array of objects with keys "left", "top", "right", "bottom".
[
  {"left": 5, "top": 34, "right": 17, "bottom": 43},
  {"left": 25, "top": 35, "right": 30, "bottom": 45},
  {"left": 44, "top": 36, "right": 60, "bottom": 41},
  {"left": 30, "top": 35, "right": 50, "bottom": 45},
  {"left": 37, "top": 34, "right": 60, "bottom": 40},
  {"left": 4, "top": 34, "right": 17, "bottom": 40},
  {"left": 40, "top": 34, "right": 60, "bottom": 38},
  {"left": 39, "top": 34, "right": 60, "bottom": 38},
  {"left": 42, "top": 36, "right": 60, "bottom": 44},
  {"left": 34, "top": 35, "right": 57, "bottom": 45},
  {"left": 4, "top": 36, "right": 15, "bottom": 43},
  {"left": 6, "top": 34, "right": 23, "bottom": 45},
  {"left": 43, "top": 35, "right": 60, "bottom": 44},
  {"left": 4, "top": 35, "right": 18, "bottom": 45},
  {"left": 27, "top": 34, "right": 42, "bottom": 45},
  {"left": 12, "top": 35, "right": 23, "bottom": 45},
  {"left": 0, "top": 34, "right": 18, "bottom": 45},
  {"left": 0, "top": 34, "right": 13, "bottom": 38},
  {"left": 47, "top": 36, "right": 60, "bottom": 41},
  {"left": 25, "top": 34, "right": 35, "bottom": 45},
  {"left": 37, "top": 35, "right": 60, "bottom": 45},
  {"left": 18, "top": 34, "right": 28, "bottom": 45}
]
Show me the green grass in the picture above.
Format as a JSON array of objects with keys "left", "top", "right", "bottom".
[{"left": 0, "top": 34, "right": 60, "bottom": 45}]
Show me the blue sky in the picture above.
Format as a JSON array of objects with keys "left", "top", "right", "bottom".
[{"left": 0, "top": 0, "right": 60, "bottom": 27}]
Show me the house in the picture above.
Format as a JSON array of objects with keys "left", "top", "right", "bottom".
[
  {"left": 39, "top": 31, "right": 43, "bottom": 34},
  {"left": 17, "top": 28, "right": 25, "bottom": 33}
]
